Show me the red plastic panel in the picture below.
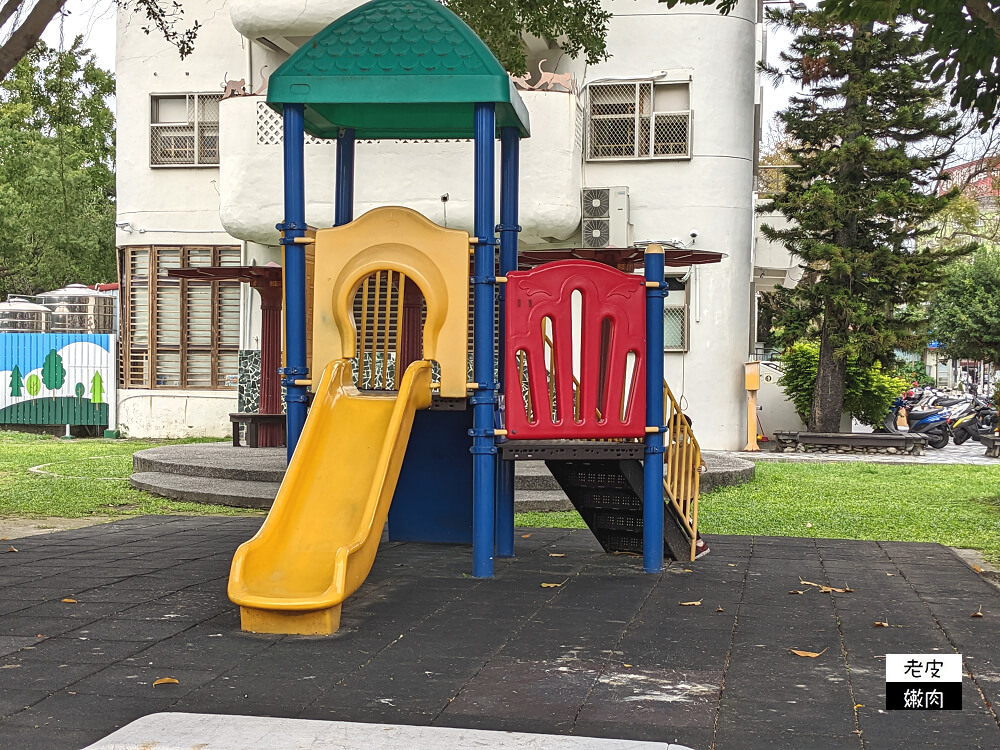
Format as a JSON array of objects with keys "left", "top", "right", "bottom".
[{"left": 504, "top": 260, "right": 646, "bottom": 440}]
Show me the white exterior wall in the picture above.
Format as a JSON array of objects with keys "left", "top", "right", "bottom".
[
  {"left": 581, "top": 0, "right": 757, "bottom": 449},
  {"left": 118, "top": 0, "right": 760, "bottom": 447},
  {"left": 115, "top": 2, "right": 248, "bottom": 438}
]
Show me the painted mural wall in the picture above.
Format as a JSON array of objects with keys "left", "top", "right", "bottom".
[{"left": 0, "top": 334, "right": 117, "bottom": 426}]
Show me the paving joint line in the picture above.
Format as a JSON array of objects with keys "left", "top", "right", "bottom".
[
  {"left": 709, "top": 536, "right": 754, "bottom": 750},
  {"left": 879, "top": 541, "right": 1000, "bottom": 735},
  {"left": 568, "top": 564, "right": 665, "bottom": 734},
  {"left": 429, "top": 547, "right": 601, "bottom": 725},
  {"left": 818, "top": 544, "right": 866, "bottom": 749}
]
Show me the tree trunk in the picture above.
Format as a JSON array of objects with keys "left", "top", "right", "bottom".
[
  {"left": 0, "top": 0, "right": 66, "bottom": 81},
  {"left": 809, "top": 322, "right": 847, "bottom": 432}
]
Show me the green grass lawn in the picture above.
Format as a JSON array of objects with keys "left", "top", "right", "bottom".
[
  {"left": 5, "top": 430, "right": 1000, "bottom": 559},
  {"left": 517, "top": 461, "right": 1000, "bottom": 560},
  {"left": 0, "top": 431, "right": 262, "bottom": 518}
]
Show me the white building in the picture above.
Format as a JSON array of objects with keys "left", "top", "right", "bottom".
[{"left": 115, "top": 0, "right": 793, "bottom": 449}]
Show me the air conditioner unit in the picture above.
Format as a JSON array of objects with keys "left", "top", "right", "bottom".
[{"left": 581, "top": 186, "right": 630, "bottom": 248}]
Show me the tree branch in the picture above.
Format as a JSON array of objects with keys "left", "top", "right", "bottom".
[
  {"left": 963, "top": 0, "right": 1000, "bottom": 39},
  {"left": 0, "top": 0, "right": 25, "bottom": 32},
  {"left": 0, "top": 0, "right": 66, "bottom": 81}
]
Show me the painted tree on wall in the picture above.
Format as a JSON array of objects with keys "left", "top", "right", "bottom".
[
  {"left": 90, "top": 371, "right": 104, "bottom": 405},
  {"left": 25, "top": 373, "right": 40, "bottom": 396},
  {"left": 41, "top": 349, "right": 65, "bottom": 390},
  {"left": 8, "top": 364, "right": 22, "bottom": 397}
]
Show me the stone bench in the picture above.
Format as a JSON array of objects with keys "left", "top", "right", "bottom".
[
  {"left": 772, "top": 431, "right": 926, "bottom": 456},
  {"left": 982, "top": 434, "right": 1000, "bottom": 458},
  {"left": 230, "top": 412, "right": 286, "bottom": 448}
]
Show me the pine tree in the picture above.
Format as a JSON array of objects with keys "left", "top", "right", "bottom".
[
  {"left": 760, "top": 8, "right": 970, "bottom": 432},
  {"left": 9, "top": 364, "right": 22, "bottom": 397},
  {"left": 90, "top": 371, "right": 105, "bottom": 405}
]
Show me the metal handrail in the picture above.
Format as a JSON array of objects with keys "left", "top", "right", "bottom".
[{"left": 663, "top": 379, "right": 702, "bottom": 561}]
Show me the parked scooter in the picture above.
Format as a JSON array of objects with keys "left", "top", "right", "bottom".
[
  {"left": 951, "top": 398, "right": 998, "bottom": 445},
  {"left": 883, "top": 396, "right": 951, "bottom": 449}
]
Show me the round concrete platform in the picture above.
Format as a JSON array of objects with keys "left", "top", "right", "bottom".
[{"left": 130, "top": 443, "right": 755, "bottom": 510}]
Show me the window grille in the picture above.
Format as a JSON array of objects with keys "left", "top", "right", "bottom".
[
  {"left": 121, "top": 245, "right": 241, "bottom": 389},
  {"left": 664, "top": 277, "right": 689, "bottom": 352},
  {"left": 151, "top": 93, "right": 222, "bottom": 167},
  {"left": 587, "top": 81, "right": 691, "bottom": 161}
]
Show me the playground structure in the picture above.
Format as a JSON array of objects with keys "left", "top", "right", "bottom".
[{"left": 227, "top": 0, "right": 704, "bottom": 636}]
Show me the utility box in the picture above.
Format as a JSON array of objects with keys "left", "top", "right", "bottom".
[{"left": 745, "top": 361, "right": 760, "bottom": 391}]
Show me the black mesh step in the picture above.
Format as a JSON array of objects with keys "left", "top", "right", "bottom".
[{"left": 545, "top": 458, "right": 691, "bottom": 561}]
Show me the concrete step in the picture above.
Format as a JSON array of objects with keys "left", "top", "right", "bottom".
[
  {"left": 133, "top": 444, "right": 286, "bottom": 482},
  {"left": 130, "top": 472, "right": 278, "bottom": 509},
  {"left": 131, "top": 470, "right": 571, "bottom": 513}
]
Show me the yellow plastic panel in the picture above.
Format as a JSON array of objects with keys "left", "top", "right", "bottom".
[
  {"left": 228, "top": 358, "right": 433, "bottom": 634},
  {"left": 312, "top": 206, "right": 470, "bottom": 398}
]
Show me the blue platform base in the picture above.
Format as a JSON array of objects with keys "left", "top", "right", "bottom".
[{"left": 387, "top": 408, "right": 473, "bottom": 544}]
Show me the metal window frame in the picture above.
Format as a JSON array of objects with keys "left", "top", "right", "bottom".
[
  {"left": 150, "top": 93, "right": 221, "bottom": 168},
  {"left": 663, "top": 277, "right": 689, "bottom": 353},
  {"left": 121, "top": 245, "right": 241, "bottom": 389},
  {"left": 586, "top": 81, "right": 692, "bottom": 162}
]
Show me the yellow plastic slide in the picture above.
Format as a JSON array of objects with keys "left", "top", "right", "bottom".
[{"left": 228, "top": 358, "right": 432, "bottom": 635}]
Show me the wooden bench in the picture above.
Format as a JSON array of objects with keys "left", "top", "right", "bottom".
[
  {"left": 982, "top": 434, "right": 1000, "bottom": 458},
  {"left": 230, "top": 413, "right": 286, "bottom": 448}
]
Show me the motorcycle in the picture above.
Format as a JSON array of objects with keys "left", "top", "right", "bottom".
[
  {"left": 951, "top": 398, "right": 998, "bottom": 445},
  {"left": 883, "top": 395, "right": 951, "bottom": 449}
]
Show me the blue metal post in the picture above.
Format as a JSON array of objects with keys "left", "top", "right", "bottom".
[
  {"left": 643, "top": 245, "right": 666, "bottom": 573},
  {"left": 335, "top": 128, "right": 355, "bottom": 226},
  {"left": 471, "top": 103, "right": 497, "bottom": 578},
  {"left": 278, "top": 103, "right": 308, "bottom": 462},
  {"left": 495, "top": 127, "right": 519, "bottom": 558}
]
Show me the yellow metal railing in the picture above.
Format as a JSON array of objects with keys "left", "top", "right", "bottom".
[{"left": 663, "top": 379, "right": 702, "bottom": 561}]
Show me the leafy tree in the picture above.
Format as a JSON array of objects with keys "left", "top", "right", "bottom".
[
  {"left": 90, "top": 370, "right": 104, "bottom": 404},
  {"left": 443, "top": 0, "right": 610, "bottom": 74},
  {"left": 25, "top": 372, "right": 40, "bottom": 396},
  {"left": 8, "top": 363, "right": 22, "bottom": 396},
  {"left": 74, "top": 381, "right": 84, "bottom": 400},
  {"left": 0, "top": 39, "right": 115, "bottom": 298},
  {"left": 755, "top": 8, "right": 969, "bottom": 432},
  {"left": 661, "top": 0, "right": 1000, "bottom": 129},
  {"left": 40, "top": 348, "right": 64, "bottom": 390},
  {"left": 1, "top": 1, "right": 609, "bottom": 82},
  {"left": 779, "top": 341, "right": 909, "bottom": 428},
  {"left": 928, "top": 247, "right": 1000, "bottom": 365},
  {"left": 0, "top": 0, "right": 200, "bottom": 81}
]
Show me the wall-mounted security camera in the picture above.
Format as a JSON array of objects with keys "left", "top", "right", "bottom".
[{"left": 689, "top": 229, "right": 699, "bottom": 239}]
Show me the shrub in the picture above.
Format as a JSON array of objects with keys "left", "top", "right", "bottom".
[{"left": 778, "top": 342, "right": 910, "bottom": 428}]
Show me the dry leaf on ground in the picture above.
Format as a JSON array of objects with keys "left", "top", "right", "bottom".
[
  {"left": 540, "top": 582, "right": 563, "bottom": 588},
  {"left": 790, "top": 648, "right": 828, "bottom": 658},
  {"left": 799, "top": 578, "right": 821, "bottom": 587},
  {"left": 6, "top": 546, "right": 17, "bottom": 553},
  {"left": 716, "top": 606, "right": 725, "bottom": 613},
  {"left": 548, "top": 553, "right": 566, "bottom": 558},
  {"left": 679, "top": 600, "right": 703, "bottom": 606},
  {"left": 972, "top": 605, "right": 984, "bottom": 618},
  {"left": 972, "top": 564, "right": 983, "bottom": 573},
  {"left": 788, "top": 590, "right": 807, "bottom": 595},
  {"left": 61, "top": 598, "right": 77, "bottom": 604},
  {"left": 521, "top": 534, "right": 532, "bottom": 538},
  {"left": 152, "top": 677, "right": 179, "bottom": 687},
  {"left": 873, "top": 621, "right": 889, "bottom": 627}
]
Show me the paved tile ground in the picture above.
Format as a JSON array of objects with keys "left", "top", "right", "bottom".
[
  {"left": 0, "top": 517, "right": 999, "bottom": 749},
  {"left": 747, "top": 437, "right": 999, "bottom": 465}
]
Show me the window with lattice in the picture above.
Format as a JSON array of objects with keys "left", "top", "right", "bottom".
[
  {"left": 121, "top": 246, "right": 241, "bottom": 389},
  {"left": 151, "top": 94, "right": 221, "bottom": 167},
  {"left": 663, "top": 277, "right": 688, "bottom": 352},
  {"left": 586, "top": 81, "right": 691, "bottom": 161}
]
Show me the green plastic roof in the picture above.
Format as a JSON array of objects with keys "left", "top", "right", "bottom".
[{"left": 266, "top": 0, "right": 529, "bottom": 140}]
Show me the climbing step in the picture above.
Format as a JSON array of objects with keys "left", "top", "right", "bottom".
[{"left": 545, "top": 459, "right": 692, "bottom": 561}]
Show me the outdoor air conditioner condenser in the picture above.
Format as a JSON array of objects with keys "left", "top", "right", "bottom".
[{"left": 581, "top": 186, "right": 630, "bottom": 248}]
